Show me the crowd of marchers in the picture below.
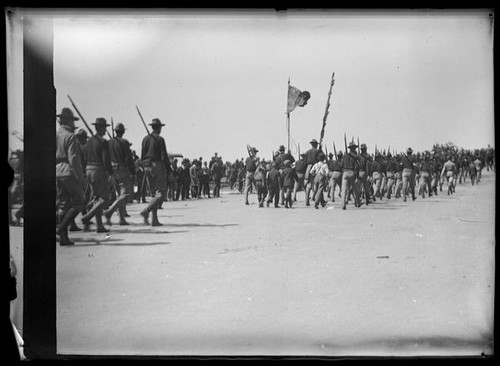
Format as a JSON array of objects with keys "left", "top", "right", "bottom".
[{"left": 7, "top": 106, "right": 496, "bottom": 247}]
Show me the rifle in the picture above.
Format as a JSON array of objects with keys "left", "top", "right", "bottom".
[
  {"left": 111, "top": 117, "right": 115, "bottom": 138},
  {"left": 67, "top": 95, "right": 94, "bottom": 136},
  {"left": 344, "top": 132, "right": 348, "bottom": 153},
  {"left": 136, "top": 105, "right": 151, "bottom": 135},
  {"left": 246, "top": 143, "right": 252, "bottom": 157},
  {"left": 333, "top": 141, "right": 337, "bottom": 158}
]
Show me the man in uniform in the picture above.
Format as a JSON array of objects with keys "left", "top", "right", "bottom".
[
  {"left": 244, "top": 147, "right": 259, "bottom": 205},
  {"left": 103, "top": 122, "right": 135, "bottom": 225},
  {"left": 310, "top": 153, "right": 329, "bottom": 209},
  {"left": 211, "top": 157, "right": 224, "bottom": 198},
  {"left": 441, "top": 155, "right": 457, "bottom": 195},
  {"left": 371, "top": 151, "right": 385, "bottom": 200},
  {"left": 341, "top": 142, "right": 360, "bottom": 210},
  {"left": 418, "top": 152, "right": 433, "bottom": 198},
  {"left": 356, "top": 143, "right": 373, "bottom": 205},
  {"left": 292, "top": 153, "right": 307, "bottom": 202},
  {"left": 384, "top": 152, "right": 397, "bottom": 199},
  {"left": 304, "top": 139, "right": 321, "bottom": 206},
  {"left": 139, "top": 118, "right": 172, "bottom": 226},
  {"left": 80, "top": 117, "right": 113, "bottom": 233},
  {"left": 401, "top": 147, "right": 417, "bottom": 202},
  {"left": 328, "top": 150, "right": 343, "bottom": 202},
  {"left": 274, "top": 145, "right": 295, "bottom": 205},
  {"left": 55, "top": 108, "right": 86, "bottom": 245}
]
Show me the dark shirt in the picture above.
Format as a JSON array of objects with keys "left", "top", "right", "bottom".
[
  {"left": 85, "top": 135, "right": 113, "bottom": 175},
  {"left": 419, "top": 160, "right": 432, "bottom": 173},
  {"left": 385, "top": 159, "right": 397, "bottom": 172},
  {"left": 371, "top": 160, "right": 383, "bottom": 173},
  {"left": 276, "top": 153, "right": 295, "bottom": 169},
  {"left": 304, "top": 148, "right": 320, "bottom": 165},
  {"left": 357, "top": 153, "right": 369, "bottom": 172},
  {"left": 295, "top": 159, "right": 307, "bottom": 174},
  {"left": 267, "top": 167, "right": 280, "bottom": 187},
  {"left": 109, "top": 136, "right": 135, "bottom": 175},
  {"left": 329, "top": 159, "right": 343, "bottom": 172},
  {"left": 141, "top": 132, "right": 171, "bottom": 173},
  {"left": 281, "top": 167, "right": 298, "bottom": 188},
  {"left": 401, "top": 154, "right": 415, "bottom": 170},
  {"left": 245, "top": 156, "right": 257, "bottom": 173},
  {"left": 342, "top": 152, "right": 359, "bottom": 171},
  {"left": 211, "top": 162, "right": 223, "bottom": 180}
]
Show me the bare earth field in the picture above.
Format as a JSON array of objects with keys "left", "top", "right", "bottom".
[{"left": 10, "top": 171, "right": 495, "bottom": 357}]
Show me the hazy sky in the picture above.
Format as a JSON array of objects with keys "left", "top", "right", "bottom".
[{"left": 8, "top": 9, "right": 495, "bottom": 161}]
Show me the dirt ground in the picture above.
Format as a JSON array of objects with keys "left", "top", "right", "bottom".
[{"left": 10, "top": 170, "right": 495, "bottom": 357}]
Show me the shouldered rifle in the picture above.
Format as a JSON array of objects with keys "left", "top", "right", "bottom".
[
  {"left": 67, "top": 95, "right": 94, "bottom": 136},
  {"left": 136, "top": 106, "right": 151, "bottom": 135}
]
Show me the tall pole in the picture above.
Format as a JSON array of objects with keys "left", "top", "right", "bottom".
[{"left": 287, "top": 77, "right": 291, "bottom": 153}]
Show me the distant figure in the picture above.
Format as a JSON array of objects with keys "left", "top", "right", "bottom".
[
  {"left": 401, "top": 147, "right": 417, "bottom": 202},
  {"left": 244, "top": 147, "right": 259, "bottom": 205},
  {"left": 304, "top": 139, "right": 321, "bottom": 206},
  {"left": 310, "top": 153, "right": 329, "bottom": 209},
  {"left": 341, "top": 142, "right": 360, "bottom": 210}
]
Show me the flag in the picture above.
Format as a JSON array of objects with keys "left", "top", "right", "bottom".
[{"left": 287, "top": 85, "right": 310, "bottom": 114}]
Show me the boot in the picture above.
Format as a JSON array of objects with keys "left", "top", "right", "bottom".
[
  {"left": 57, "top": 208, "right": 80, "bottom": 246},
  {"left": 118, "top": 206, "right": 129, "bottom": 225},
  {"left": 81, "top": 198, "right": 106, "bottom": 227},
  {"left": 68, "top": 219, "right": 82, "bottom": 232},
  {"left": 95, "top": 214, "right": 109, "bottom": 233},
  {"left": 151, "top": 209, "right": 162, "bottom": 226}
]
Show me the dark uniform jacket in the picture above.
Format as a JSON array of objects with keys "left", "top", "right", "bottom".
[
  {"left": 84, "top": 135, "right": 113, "bottom": 175},
  {"left": 342, "top": 152, "right": 359, "bottom": 171},
  {"left": 304, "top": 148, "right": 320, "bottom": 165},
  {"left": 141, "top": 132, "right": 172, "bottom": 173},
  {"left": 294, "top": 159, "right": 307, "bottom": 174},
  {"left": 357, "top": 153, "right": 370, "bottom": 173},
  {"left": 109, "top": 136, "right": 135, "bottom": 175}
]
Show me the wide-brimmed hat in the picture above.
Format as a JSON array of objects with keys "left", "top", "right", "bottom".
[
  {"left": 114, "top": 122, "right": 125, "bottom": 131},
  {"left": 57, "top": 107, "right": 79, "bottom": 121},
  {"left": 348, "top": 141, "right": 358, "bottom": 149},
  {"left": 337, "top": 150, "right": 343, "bottom": 155},
  {"left": 92, "top": 117, "right": 110, "bottom": 127},
  {"left": 407, "top": 147, "right": 413, "bottom": 153},
  {"left": 250, "top": 147, "right": 259, "bottom": 153},
  {"left": 360, "top": 143, "right": 367, "bottom": 150},
  {"left": 310, "top": 139, "right": 318, "bottom": 145},
  {"left": 149, "top": 118, "right": 165, "bottom": 127},
  {"left": 279, "top": 145, "right": 285, "bottom": 151}
]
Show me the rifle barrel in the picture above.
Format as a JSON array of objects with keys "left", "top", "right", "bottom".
[
  {"left": 136, "top": 106, "right": 151, "bottom": 135},
  {"left": 67, "top": 95, "right": 94, "bottom": 136}
]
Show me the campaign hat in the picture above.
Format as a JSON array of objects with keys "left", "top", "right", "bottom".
[
  {"left": 149, "top": 118, "right": 165, "bottom": 127},
  {"left": 92, "top": 117, "right": 110, "bottom": 126},
  {"left": 348, "top": 141, "right": 358, "bottom": 149},
  {"left": 310, "top": 139, "right": 319, "bottom": 145},
  {"left": 57, "top": 107, "right": 79, "bottom": 121}
]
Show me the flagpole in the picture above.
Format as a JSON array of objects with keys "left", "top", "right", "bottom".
[{"left": 287, "top": 77, "right": 291, "bottom": 153}]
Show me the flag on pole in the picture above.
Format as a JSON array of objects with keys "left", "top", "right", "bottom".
[{"left": 287, "top": 85, "right": 310, "bottom": 114}]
